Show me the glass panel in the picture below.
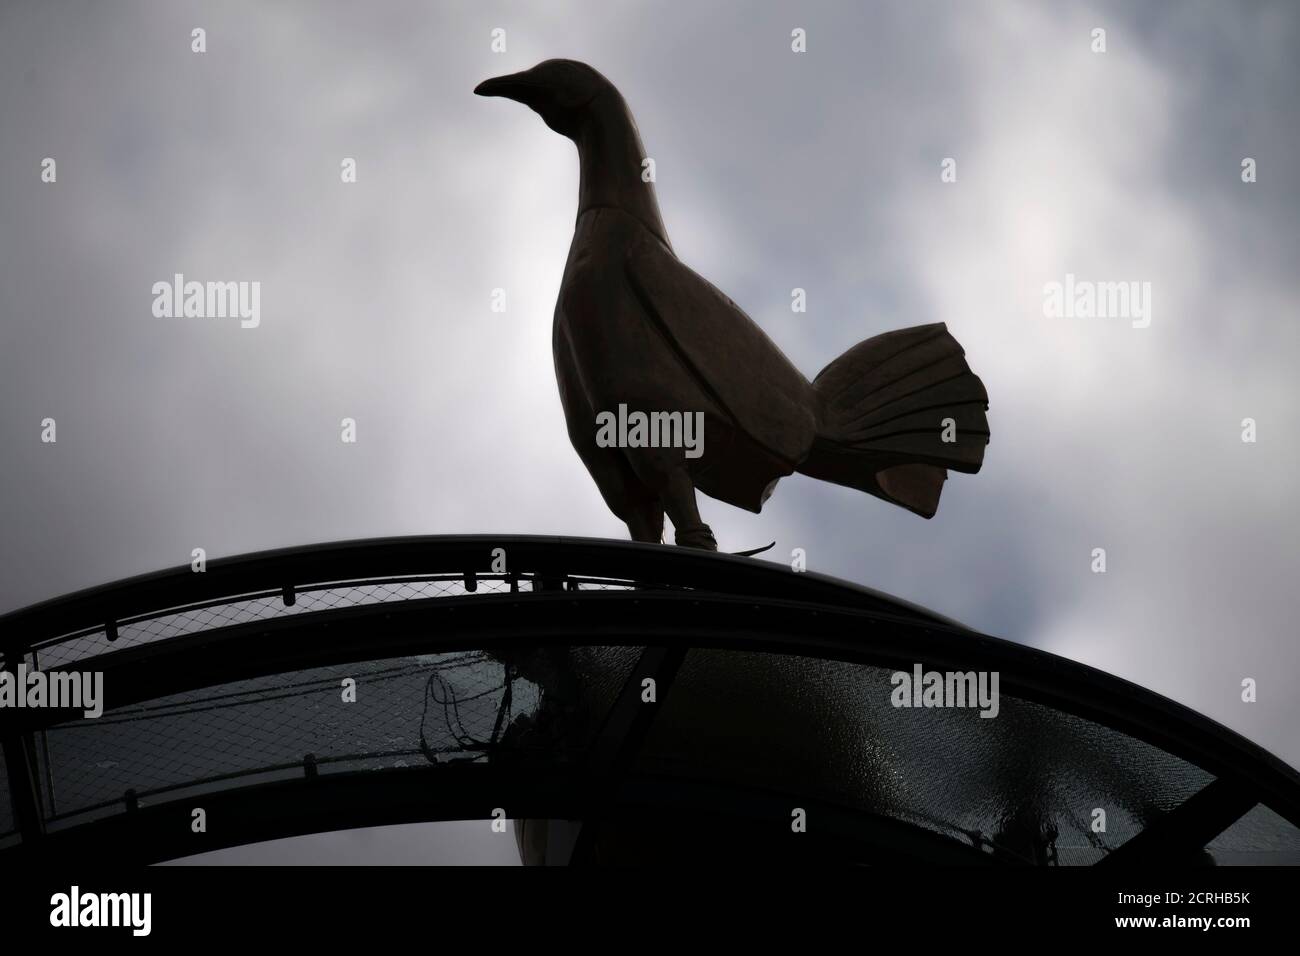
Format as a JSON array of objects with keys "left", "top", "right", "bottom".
[
  {"left": 41, "top": 646, "right": 641, "bottom": 824},
  {"left": 1207, "top": 803, "right": 1300, "bottom": 865},
  {"left": 634, "top": 649, "right": 1214, "bottom": 865}
]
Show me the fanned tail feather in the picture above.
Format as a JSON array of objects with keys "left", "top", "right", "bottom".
[{"left": 796, "top": 323, "right": 990, "bottom": 518}]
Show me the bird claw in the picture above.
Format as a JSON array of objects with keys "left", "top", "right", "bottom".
[{"left": 674, "top": 524, "right": 717, "bottom": 551}]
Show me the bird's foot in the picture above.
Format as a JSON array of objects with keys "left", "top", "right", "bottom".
[{"left": 673, "top": 523, "right": 718, "bottom": 551}]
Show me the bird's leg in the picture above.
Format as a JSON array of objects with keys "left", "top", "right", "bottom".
[
  {"left": 660, "top": 471, "right": 717, "bottom": 551},
  {"left": 624, "top": 499, "right": 665, "bottom": 544}
]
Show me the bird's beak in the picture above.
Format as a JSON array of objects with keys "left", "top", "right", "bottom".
[{"left": 474, "top": 71, "right": 541, "bottom": 105}]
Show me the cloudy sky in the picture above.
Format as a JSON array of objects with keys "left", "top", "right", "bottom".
[{"left": 1, "top": 0, "right": 1297, "bottom": 857}]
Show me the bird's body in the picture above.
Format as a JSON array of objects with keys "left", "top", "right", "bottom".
[
  {"left": 478, "top": 60, "right": 990, "bottom": 549},
  {"left": 556, "top": 204, "right": 817, "bottom": 542}
]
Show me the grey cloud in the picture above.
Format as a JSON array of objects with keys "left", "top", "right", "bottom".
[{"left": 1, "top": 0, "right": 1297, "bottom": 781}]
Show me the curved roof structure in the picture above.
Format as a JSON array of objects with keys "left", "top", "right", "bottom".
[{"left": 1, "top": 535, "right": 1297, "bottom": 865}]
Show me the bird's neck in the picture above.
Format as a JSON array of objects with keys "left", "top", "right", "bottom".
[{"left": 575, "top": 92, "right": 671, "bottom": 248}]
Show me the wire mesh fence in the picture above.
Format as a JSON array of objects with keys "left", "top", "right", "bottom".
[
  {"left": 30, "top": 574, "right": 640, "bottom": 669},
  {"left": 1, "top": 553, "right": 659, "bottom": 844},
  {"left": 34, "top": 644, "right": 641, "bottom": 830}
]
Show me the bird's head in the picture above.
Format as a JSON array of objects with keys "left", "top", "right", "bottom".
[{"left": 474, "top": 59, "right": 612, "bottom": 138}]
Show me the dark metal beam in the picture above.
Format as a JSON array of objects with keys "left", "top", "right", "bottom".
[
  {"left": 12, "top": 590, "right": 951, "bottom": 725},
  {"left": 0, "top": 534, "right": 956, "bottom": 657},
  {"left": 0, "top": 731, "right": 44, "bottom": 844},
  {"left": 585, "top": 644, "right": 688, "bottom": 777},
  {"left": 1098, "top": 779, "right": 1258, "bottom": 866},
  {"left": 10, "top": 765, "right": 998, "bottom": 867},
  {"left": 559, "top": 644, "right": 689, "bottom": 864},
  {"left": 1, "top": 649, "right": 45, "bottom": 844}
]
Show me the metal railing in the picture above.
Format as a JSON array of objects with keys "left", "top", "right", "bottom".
[{"left": 1, "top": 535, "right": 1297, "bottom": 865}]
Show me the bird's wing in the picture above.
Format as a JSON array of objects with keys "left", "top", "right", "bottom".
[{"left": 623, "top": 230, "right": 817, "bottom": 466}]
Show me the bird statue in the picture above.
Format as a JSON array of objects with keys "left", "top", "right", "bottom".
[{"left": 476, "top": 60, "right": 989, "bottom": 550}]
